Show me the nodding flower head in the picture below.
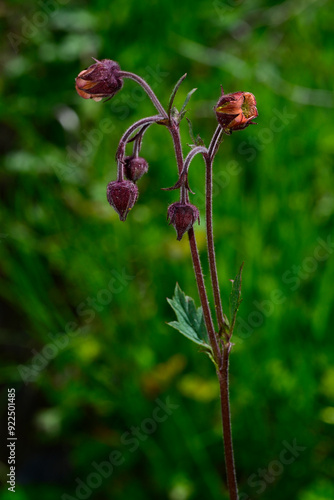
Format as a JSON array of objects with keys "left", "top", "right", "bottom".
[
  {"left": 124, "top": 156, "right": 149, "bottom": 182},
  {"left": 75, "top": 59, "right": 123, "bottom": 102},
  {"left": 215, "top": 89, "right": 258, "bottom": 133},
  {"left": 107, "top": 180, "right": 138, "bottom": 221},
  {"left": 167, "top": 202, "right": 200, "bottom": 241}
]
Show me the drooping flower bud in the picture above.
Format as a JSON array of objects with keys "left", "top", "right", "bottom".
[
  {"left": 124, "top": 156, "right": 149, "bottom": 182},
  {"left": 215, "top": 89, "right": 258, "bottom": 133},
  {"left": 75, "top": 59, "right": 123, "bottom": 102},
  {"left": 167, "top": 202, "right": 200, "bottom": 241},
  {"left": 106, "top": 180, "right": 138, "bottom": 221}
]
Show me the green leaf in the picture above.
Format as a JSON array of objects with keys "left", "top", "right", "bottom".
[
  {"left": 229, "top": 263, "right": 244, "bottom": 334},
  {"left": 168, "top": 73, "right": 187, "bottom": 118},
  {"left": 170, "top": 106, "right": 180, "bottom": 122},
  {"left": 179, "top": 87, "right": 197, "bottom": 118},
  {"left": 167, "top": 283, "right": 211, "bottom": 349}
]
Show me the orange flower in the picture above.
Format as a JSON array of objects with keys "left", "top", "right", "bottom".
[
  {"left": 215, "top": 89, "right": 258, "bottom": 133},
  {"left": 75, "top": 59, "right": 123, "bottom": 102}
]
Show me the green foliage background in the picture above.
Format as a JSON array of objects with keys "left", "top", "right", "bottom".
[{"left": 1, "top": 1, "right": 334, "bottom": 499}]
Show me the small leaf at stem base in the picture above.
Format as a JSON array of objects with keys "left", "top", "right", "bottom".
[{"left": 167, "top": 284, "right": 212, "bottom": 353}]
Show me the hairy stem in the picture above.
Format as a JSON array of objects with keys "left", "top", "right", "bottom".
[
  {"left": 205, "top": 125, "right": 226, "bottom": 333},
  {"left": 169, "top": 124, "right": 220, "bottom": 362},
  {"left": 218, "top": 346, "right": 239, "bottom": 500},
  {"left": 205, "top": 153, "right": 225, "bottom": 333},
  {"left": 187, "top": 227, "right": 220, "bottom": 361},
  {"left": 116, "top": 115, "right": 163, "bottom": 179},
  {"left": 207, "top": 126, "right": 238, "bottom": 498},
  {"left": 118, "top": 71, "right": 168, "bottom": 118},
  {"left": 116, "top": 115, "right": 163, "bottom": 162},
  {"left": 115, "top": 73, "right": 238, "bottom": 499},
  {"left": 208, "top": 124, "right": 224, "bottom": 161}
]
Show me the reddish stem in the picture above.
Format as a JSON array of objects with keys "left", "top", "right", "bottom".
[
  {"left": 218, "top": 346, "right": 239, "bottom": 500},
  {"left": 168, "top": 124, "right": 220, "bottom": 362}
]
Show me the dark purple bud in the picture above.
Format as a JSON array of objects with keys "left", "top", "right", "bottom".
[
  {"left": 107, "top": 180, "right": 138, "bottom": 221},
  {"left": 167, "top": 202, "right": 200, "bottom": 241},
  {"left": 124, "top": 155, "right": 149, "bottom": 182},
  {"left": 75, "top": 59, "right": 123, "bottom": 102}
]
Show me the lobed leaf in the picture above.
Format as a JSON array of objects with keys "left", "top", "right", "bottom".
[{"left": 167, "top": 283, "right": 211, "bottom": 349}]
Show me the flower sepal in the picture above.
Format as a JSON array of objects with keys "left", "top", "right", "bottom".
[
  {"left": 167, "top": 202, "right": 200, "bottom": 241},
  {"left": 106, "top": 180, "right": 138, "bottom": 221},
  {"left": 76, "top": 59, "right": 123, "bottom": 101}
]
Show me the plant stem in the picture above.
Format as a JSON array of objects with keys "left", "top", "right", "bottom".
[
  {"left": 208, "top": 124, "right": 224, "bottom": 161},
  {"left": 116, "top": 115, "right": 163, "bottom": 162},
  {"left": 187, "top": 227, "right": 220, "bottom": 362},
  {"left": 118, "top": 71, "right": 168, "bottom": 118},
  {"left": 168, "top": 123, "right": 220, "bottom": 362},
  {"left": 218, "top": 346, "right": 239, "bottom": 500},
  {"left": 168, "top": 123, "right": 184, "bottom": 176},
  {"left": 207, "top": 126, "right": 238, "bottom": 499},
  {"left": 205, "top": 152, "right": 226, "bottom": 333},
  {"left": 116, "top": 73, "right": 238, "bottom": 499},
  {"left": 170, "top": 121, "right": 238, "bottom": 499}
]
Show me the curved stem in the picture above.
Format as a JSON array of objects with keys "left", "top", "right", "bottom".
[
  {"left": 113, "top": 72, "right": 237, "bottom": 498},
  {"left": 168, "top": 124, "right": 220, "bottom": 362},
  {"left": 132, "top": 123, "right": 151, "bottom": 157},
  {"left": 168, "top": 123, "right": 184, "bottom": 176},
  {"left": 116, "top": 115, "right": 163, "bottom": 179},
  {"left": 208, "top": 124, "right": 224, "bottom": 161},
  {"left": 118, "top": 71, "right": 168, "bottom": 118},
  {"left": 116, "top": 115, "right": 163, "bottom": 161},
  {"left": 218, "top": 346, "right": 239, "bottom": 500},
  {"left": 182, "top": 145, "right": 208, "bottom": 178},
  {"left": 205, "top": 152, "right": 226, "bottom": 333}
]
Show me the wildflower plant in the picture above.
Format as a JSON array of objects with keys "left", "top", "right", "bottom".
[{"left": 75, "top": 58, "right": 259, "bottom": 500}]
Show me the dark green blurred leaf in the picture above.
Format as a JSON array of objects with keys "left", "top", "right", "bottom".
[
  {"left": 179, "top": 87, "right": 197, "bottom": 122},
  {"left": 167, "top": 73, "right": 187, "bottom": 118}
]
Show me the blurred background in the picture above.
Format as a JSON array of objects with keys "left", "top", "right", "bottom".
[{"left": 1, "top": 0, "right": 334, "bottom": 499}]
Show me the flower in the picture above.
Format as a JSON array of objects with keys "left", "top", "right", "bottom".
[
  {"left": 75, "top": 59, "right": 123, "bottom": 102},
  {"left": 124, "top": 156, "right": 149, "bottom": 182},
  {"left": 167, "top": 202, "right": 200, "bottom": 241},
  {"left": 107, "top": 180, "right": 138, "bottom": 221},
  {"left": 215, "top": 89, "right": 258, "bottom": 133}
]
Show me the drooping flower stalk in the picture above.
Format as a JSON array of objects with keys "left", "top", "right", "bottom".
[
  {"left": 75, "top": 58, "right": 259, "bottom": 500},
  {"left": 205, "top": 126, "right": 226, "bottom": 335},
  {"left": 118, "top": 70, "right": 168, "bottom": 118}
]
